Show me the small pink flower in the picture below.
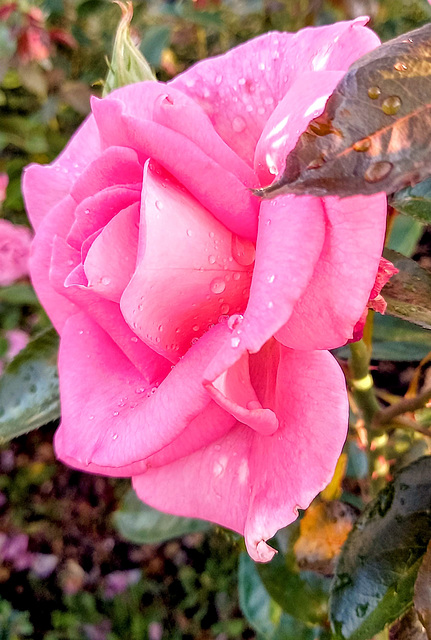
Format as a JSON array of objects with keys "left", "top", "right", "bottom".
[
  {"left": 23, "top": 19, "right": 387, "bottom": 561},
  {"left": 0, "top": 219, "right": 32, "bottom": 286}
]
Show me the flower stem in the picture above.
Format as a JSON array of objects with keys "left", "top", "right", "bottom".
[{"left": 348, "top": 339, "right": 381, "bottom": 429}]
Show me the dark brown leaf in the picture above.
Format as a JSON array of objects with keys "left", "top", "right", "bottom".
[
  {"left": 414, "top": 540, "right": 431, "bottom": 640},
  {"left": 256, "top": 24, "right": 431, "bottom": 199},
  {"left": 382, "top": 249, "right": 431, "bottom": 331}
]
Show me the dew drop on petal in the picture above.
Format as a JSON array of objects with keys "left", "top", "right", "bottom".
[
  {"left": 186, "top": 229, "right": 193, "bottom": 237},
  {"left": 130, "top": 336, "right": 138, "bottom": 343},
  {"left": 266, "top": 274, "right": 275, "bottom": 284},
  {"left": 208, "top": 255, "right": 216, "bottom": 265},
  {"left": 232, "top": 116, "right": 246, "bottom": 133},
  {"left": 112, "top": 433, "right": 118, "bottom": 440},
  {"left": 228, "top": 314, "right": 244, "bottom": 331},
  {"left": 220, "top": 303, "right": 230, "bottom": 314},
  {"left": 231, "top": 235, "right": 255, "bottom": 266},
  {"left": 210, "top": 278, "right": 226, "bottom": 294},
  {"left": 101, "top": 276, "right": 111, "bottom": 286},
  {"left": 113, "top": 411, "right": 119, "bottom": 417},
  {"left": 231, "top": 336, "right": 241, "bottom": 348},
  {"left": 353, "top": 137, "right": 371, "bottom": 152},
  {"left": 192, "top": 325, "right": 199, "bottom": 332},
  {"left": 394, "top": 61, "right": 407, "bottom": 72},
  {"left": 155, "top": 200, "right": 163, "bottom": 211}
]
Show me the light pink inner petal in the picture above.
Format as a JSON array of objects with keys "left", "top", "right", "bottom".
[
  {"left": 67, "top": 185, "right": 140, "bottom": 250},
  {"left": 91, "top": 97, "right": 259, "bottom": 239},
  {"left": 121, "top": 162, "right": 254, "bottom": 361},
  {"left": 254, "top": 70, "right": 344, "bottom": 186},
  {"left": 70, "top": 146, "right": 142, "bottom": 205},
  {"left": 205, "top": 350, "right": 278, "bottom": 436},
  {"left": 276, "top": 193, "right": 387, "bottom": 350},
  {"left": 170, "top": 19, "right": 379, "bottom": 165},
  {"left": 84, "top": 203, "right": 140, "bottom": 302}
]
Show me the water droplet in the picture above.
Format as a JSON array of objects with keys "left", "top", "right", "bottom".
[
  {"left": 191, "top": 337, "right": 199, "bottom": 345},
  {"left": 266, "top": 274, "right": 275, "bottom": 283},
  {"left": 246, "top": 104, "right": 253, "bottom": 112},
  {"left": 79, "top": 330, "right": 84, "bottom": 335},
  {"left": 209, "top": 231, "right": 215, "bottom": 239},
  {"left": 228, "top": 314, "right": 243, "bottom": 331},
  {"left": 112, "top": 433, "right": 118, "bottom": 440},
  {"left": 267, "top": 301, "right": 274, "bottom": 309},
  {"left": 135, "top": 387, "right": 146, "bottom": 394},
  {"left": 238, "top": 77, "right": 246, "bottom": 85},
  {"left": 210, "top": 278, "right": 226, "bottom": 294},
  {"left": 113, "top": 411, "right": 119, "bottom": 417},
  {"left": 265, "top": 219, "right": 271, "bottom": 226},
  {"left": 353, "top": 137, "right": 371, "bottom": 152},
  {"left": 220, "top": 303, "right": 230, "bottom": 314},
  {"left": 264, "top": 96, "right": 274, "bottom": 106},
  {"left": 258, "top": 62, "right": 265, "bottom": 71},
  {"left": 84, "top": 208, "right": 90, "bottom": 215},
  {"left": 186, "top": 229, "right": 193, "bottom": 237},
  {"left": 233, "top": 272, "right": 241, "bottom": 281},
  {"left": 367, "top": 86, "right": 381, "bottom": 99},
  {"left": 232, "top": 235, "right": 255, "bottom": 266},
  {"left": 155, "top": 200, "right": 163, "bottom": 210},
  {"left": 130, "top": 336, "right": 138, "bottom": 343},
  {"left": 158, "top": 324, "right": 163, "bottom": 332},
  {"left": 192, "top": 325, "right": 199, "bottom": 332},
  {"left": 231, "top": 336, "right": 241, "bottom": 348},
  {"left": 308, "top": 119, "right": 333, "bottom": 136},
  {"left": 208, "top": 255, "right": 216, "bottom": 265},
  {"left": 382, "top": 95, "right": 401, "bottom": 115},
  {"left": 394, "top": 61, "right": 407, "bottom": 72},
  {"left": 364, "top": 161, "right": 393, "bottom": 183},
  {"left": 101, "top": 276, "right": 111, "bottom": 286},
  {"left": 232, "top": 116, "right": 246, "bottom": 133},
  {"left": 215, "top": 74, "right": 222, "bottom": 85},
  {"left": 88, "top": 415, "right": 94, "bottom": 420}
]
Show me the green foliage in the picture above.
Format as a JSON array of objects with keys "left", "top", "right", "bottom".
[
  {"left": 113, "top": 488, "right": 211, "bottom": 545},
  {"left": 391, "top": 178, "right": 431, "bottom": 224},
  {"left": 0, "top": 328, "right": 60, "bottom": 443},
  {"left": 0, "top": 600, "right": 33, "bottom": 640},
  {"left": 329, "top": 457, "right": 431, "bottom": 640}
]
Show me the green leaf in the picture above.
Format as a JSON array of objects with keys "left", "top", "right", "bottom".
[
  {"left": 0, "top": 284, "right": 39, "bottom": 306},
  {"left": 413, "top": 540, "right": 431, "bottom": 637},
  {"left": 0, "top": 328, "right": 60, "bottom": 443},
  {"left": 390, "top": 177, "right": 431, "bottom": 224},
  {"left": 330, "top": 456, "right": 431, "bottom": 640},
  {"left": 113, "top": 488, "right": 211, "bottom": 545},
  {"left": 256, "top": 525, "right": 330, "bottom": 626},
  {"left": 239, "top": 553, "right": 328, "bottom": 640},
  {"left": 387, "top": 215, "right": 424, "bottom": 257},
  {"left": 140, "top": 25, "right": 172, "bottom": 67},
  {"left": 381, "top": 249, "right": 431, "bottom": 331}
]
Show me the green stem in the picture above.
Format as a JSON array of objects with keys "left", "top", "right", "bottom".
[{"left": 348, "top": 340, "right": 381, "bottom": 429}]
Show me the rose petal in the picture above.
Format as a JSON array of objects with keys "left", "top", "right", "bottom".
[
  {"left": 121, "top": 161, "right": 254, "bottom": 361},
  {"left": 84, "top": 203, "right": 139, "bottom": 302},
  {"left": 23, "top": 116, "right": 101, "bottom": 230},
  {"left": 55, "top": 315, "right": 233, "bottom": 472},
  {"left": 254, "top": 70, "right": 344, "bottom": 186},
  {"left": 133, "top": 346, "right": 348, "bottom": 562},
  {"left": 170, "top": 19, "right": 379, "bottom": 165},
  {"left": 91, "top": 97, "right": 259, "bottom": 239},
  {"left": 276, "top": 193, "right": 387, "bottom": 349}
]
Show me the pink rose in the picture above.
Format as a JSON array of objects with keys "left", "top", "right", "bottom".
[
  {"left": 23, "top": 19, "right": 387, "bottom": 561},
  {"left": 0, "top": 218, "right": 32, "bottom": 286}
]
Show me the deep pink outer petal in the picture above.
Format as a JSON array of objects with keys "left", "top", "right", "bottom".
[
  {"left": 133, "top": 346, "right": 348, "bottom": 562},
  {"left": 55, "top": 315, "right": 236, "bottom": 472},
  {"left": 22, "top": 116, "right": 101, "bottom": 230},
  {"left": 276, "top": 193, "right": 387, "bottom": 350},
  {"left": 170, "top": 19, "right": 379, "bottom": 165}
]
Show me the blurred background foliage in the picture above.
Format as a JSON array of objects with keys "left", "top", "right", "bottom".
[{"left": 1, "top": 0, "right": 431, "bottom": 639}]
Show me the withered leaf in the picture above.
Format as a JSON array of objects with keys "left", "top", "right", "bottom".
[
  {"left": 256, "top": 23, "right": 431, "bottom": 199},
  {"left": 382, "top": 248, "right": 431, "bottom": 332},
  {"left": 414, "top": 540, "right": 431, "bottom": 640}
]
